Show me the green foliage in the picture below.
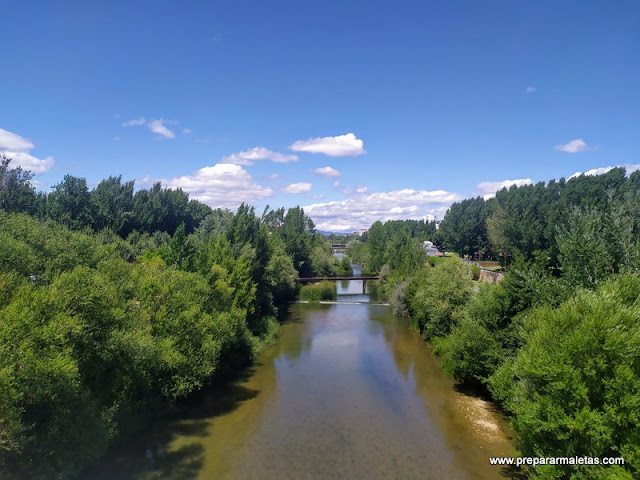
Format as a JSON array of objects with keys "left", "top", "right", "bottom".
[
  {"left": 90, "top": 175, "right": 135, "bottom": 235},
  {"left": 557, "top": 205, "right": 640, "bottom": 289},
  {"left": 470, "top": 264, "right": 481, "bottom": 280},
  {"left": 0, "top": 155, "right": 38, "bottom": 215},
  {"left": 299, "top": 281, "right": 336, "bottom": 303},
  {"left": 47, "top": 175, "right": 96, "bottom": 231},
  {"left": 407, "top": 258, "right": 472, "bottom": 338},
  {"left": 264, "top": 237, "right": 298, "bottom": 307},
  {"left": 436, "top": 168, "right": 640, "bottom": 270},
  {"left": 280, "top": 206, "right": 315, "bottom": 277},
  {"left": 435, "top": 196, "right": 489, "bottom": 257},
  {"left": 489, "top": 275, "right": 640, "bottom": 479},
  {"left": 389, "top": 279, "right": 411, "bottom": 317},
  {"left": 427, "top": 255, "right": 446, "bottom": 267},
  {"left": 433, "top": 313, "right": 503, "bottom": 386},
  {"left": 0, "top": 205, "right": 304, "bottom": 478}
]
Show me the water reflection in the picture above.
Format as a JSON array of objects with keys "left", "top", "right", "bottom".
[{"left": 84, "top": 279, "right": 514, "bottom": 480}]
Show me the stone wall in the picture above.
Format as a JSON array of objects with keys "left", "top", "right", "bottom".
[{"left": 478, "top": 268, "right": 504, "bottom": 284}]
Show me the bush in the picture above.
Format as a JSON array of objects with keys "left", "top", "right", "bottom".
[
  {"left": 389, "top": 279, "right": 410, "bottom": 316},
  {"left": 470, "top": 264, "right": 481, "bottom": 280},
  {"left": 299, "top": 281, "right": 336, "bottom": 302},
  {"left": 427, "top": 256, "right": 447, "bottom": 267},
  {"left": 408, "top": 259, "right": 472, "bottom": 338},
  {"left": 489, "top": 274, "right": 640, "bottom": 479}
]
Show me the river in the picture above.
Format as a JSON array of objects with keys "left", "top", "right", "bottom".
[{"left": 84, "top": 267, "right": 515, "bottom": 479}]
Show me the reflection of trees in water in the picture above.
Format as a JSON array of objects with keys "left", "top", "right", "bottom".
[
  {"left": 374, "top": 307, "right": 517, "bottom": 478},
  {"left": 274, "top": 305, "right": 315, "bottom": 363}
]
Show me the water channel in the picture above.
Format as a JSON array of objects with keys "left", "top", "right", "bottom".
[{"left": 85, "top": 265, "right": 515, "bottom": 479}]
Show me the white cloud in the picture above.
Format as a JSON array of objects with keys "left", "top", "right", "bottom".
[
  {"left": 303, "top": 188, "right": 461, "bottom": 232},
  {"left": 289, "top": 133, "right": 365, "bottom": 157},
  {"left": 182, "top": 128, "right": 193, "bottom": 135},
  {"left": 267, "top": 174, "right": 282, "bottom": 181},
  {"left": 145, "top": 163, "right": 273, "bottom": 209},
  {"left": 311, "top": 166, "right": 341, "bottom": 178},
  {"left": 569, "top": 164, "right": 640, "bottom": 180},
  {"left": 282, "top": 182, "right": 312, "bottom": 194},
  {"left": 554, "top": 138, "right": 595, "bottom": 153},
  {"left": 148, "top": 119, "right": 176, "bottom": 139},
  {"left": 355, "top": 185, "right": 368, "bottom": 193},
  {"left": 121, "top": 117, "right": 176, "bottom": 139},
  {"left": 121, "top": 117, "right": 146, "bottom": 127},
  {"left": 476, "top": 178, "right": 533, "bottom": 199},
  {"left": 525, "top": 86, "right": 536, "bottom": 94},
  {"left": 221, "top": 147, "right": 298, "bottom": 166},
  {"left": 0, "top": 128, "right": 54, "bottom": 174},
  {"left": 0, "top": 128, "right": 34, "bottom": 151},
  {"left": 333, "top": 180, "right": 341, "bottom": 188}
]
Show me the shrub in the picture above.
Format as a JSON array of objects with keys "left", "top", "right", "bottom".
[
  {"left": 470, "top": 264, "right": 481, "bottom": 280},
  {"left": 299, "top": 281, "right": 336, "bottom": 302},
  {"left": 408, "top": 259, "right": 472, "bottom": 338},
  {"left": 389, "top": 279, "right": 410, "bottom": 317},
  {"left": 489, "top": 274, "right": 640, "bottom": 479}
]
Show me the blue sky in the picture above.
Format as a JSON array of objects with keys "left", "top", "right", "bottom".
[{"left": 1, "top": 0, "right": 639, "bottom": 231}]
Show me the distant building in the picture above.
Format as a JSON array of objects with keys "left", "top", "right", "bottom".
[
  {"left": 358, "top": 228, "right": 368, "bottom": 237},
  {"left": 422, "top": 240, "right": 441, "bottom": 256}
]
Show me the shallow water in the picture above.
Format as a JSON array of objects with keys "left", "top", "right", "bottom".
[{"left": 85, "top": 279, "right": 515, "bottom": 480}]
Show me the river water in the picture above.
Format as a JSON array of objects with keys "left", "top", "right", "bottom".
[{"left": 85, "top": 268, "right": 515, "bottom": 479}]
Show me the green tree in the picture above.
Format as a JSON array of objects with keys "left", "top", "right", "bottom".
[
  {"left": 90, "top": 175, "right": 134, "bottom": 235},
  {"left": 0, "top": 155, "right": 38, "bottom": 214},
  {"left": 280, "top": 206, "right": 314, "bottom": 277},
  {"left": 47, "top": 175, "right": 96, "bottom": 230},
  {"left": 489, "top": 275, "right": 640, "bottom": 479}
]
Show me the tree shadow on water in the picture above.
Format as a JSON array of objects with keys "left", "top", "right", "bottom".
[{"left": 81, "top": 370, "right": 261, "bottom": 480}]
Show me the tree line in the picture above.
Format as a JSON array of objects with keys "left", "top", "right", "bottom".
[
  {"left": 0, "top": 156, "right": 346, "bottom": 478},
  {"left": 349, "top": 169, "right": 640, "bottom": 479}
]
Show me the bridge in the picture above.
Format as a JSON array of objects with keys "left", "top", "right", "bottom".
[
  {"left": 298, "top": 275, "right": 378, "bottom": 282},
  {"left": 330, "top": 243, "right": 348, "bottom": 252},
  {"left": 298, "top": 275, "right": 379, "bottom": 294}
]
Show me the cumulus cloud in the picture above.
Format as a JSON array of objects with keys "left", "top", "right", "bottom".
[
  {"left": 554, "top": 138, "right": 595, "bottom": 153},
  {"left": 569, "top": 164, "right": 640, "bottom": 180},
  {"left": 0, "top": 128, "right": 54, "bottom": 174},
  {"left": 144, "top": 163, "right": 273, "bottom": 209},
  {"left": 303, "top": 188, "right": 460, "bottom": 232},
  {"left": 289, "top": 133, "right": 365, "bottom": 157},
  {"left": 311, "top": 166, "right": 341, "bottom": 178},
  {"left": 525, "top": 86, "right": 536, "bottom": 94},
  {"left": 122, "top": 117, "right": 176, "bottom": 139},
  {"left": 476, "top": 178, "right": 533, "bottom": 199},
  {"left": 222, "top": 147, "right": 298, "bottom": 166},
  {"left": 282, "top": 182, "right": 312, "bottom": 194}
]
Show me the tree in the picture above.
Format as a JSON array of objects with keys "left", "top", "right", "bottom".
[
  {"left": 47, "top": 175, "right": 95, "bottom": 230},
  {"left": 486, "top": 203, "right": 510, "bottom": 269},
  {"left": 280, "top": 206, "right": 314, "bottom": 277},
  {"left": 0, "top": 155, "right": 38, "bottom": 214},
  {"left": 489, "top": 275, "right": 640, "bottom": 479},
  {"left": 90, "top": 175, "right": 134, "bottom": 235}
]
